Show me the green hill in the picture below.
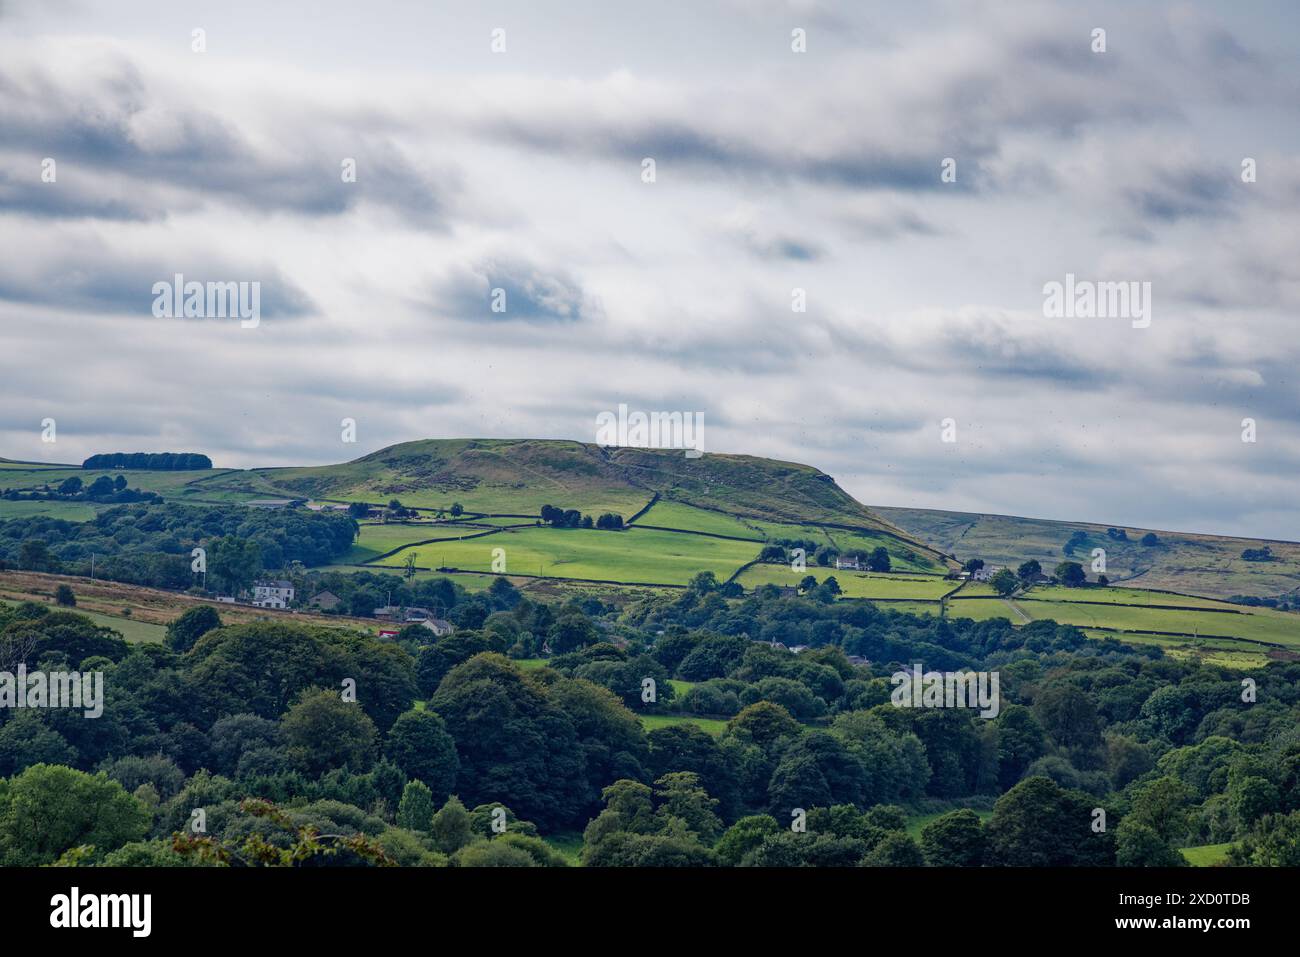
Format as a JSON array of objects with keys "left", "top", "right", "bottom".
[{"left": 251, "top": 438, "right": 921, "bottom": 535}]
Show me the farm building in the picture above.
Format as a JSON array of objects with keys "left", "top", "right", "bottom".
[
  {"left": 373, "top": 606, "right": 454, "bottom": 635},
  {"left": 307, "top": 590, "right": 341, "bottom": 611}
]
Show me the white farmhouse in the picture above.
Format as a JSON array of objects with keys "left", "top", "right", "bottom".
[
  {"left": 971, "top": 565, "right": 1004, "bottom": 583},
  {"left": 252, "top": 580, "right": 295, "bottom": 609}
]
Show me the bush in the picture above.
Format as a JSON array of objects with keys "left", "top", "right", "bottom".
[{"left": 454, "top": 839, "right": 538, "bottom": 867}]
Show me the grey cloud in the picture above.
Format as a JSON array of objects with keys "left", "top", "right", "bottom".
[
  {"left": 0, "top": 56, "right": 456, "bottom": 227},
  {"left": 431, "top": 259, "right": 600, "bottom": 323},
  {"left": 836, "top": 203, "right": 940, "bottom": 241},
  {"left": 1124, "top": 165, "right": 1236, "bottom": 223},
  {"left": 0, "top": 167, "right": 168, "bottom": 221},
  {"left": 0, "top": 245, "right": 315, "bottom": 319}
]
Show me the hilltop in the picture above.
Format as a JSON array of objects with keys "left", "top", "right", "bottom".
[{"left": 253, "top": 438, "right": 897, "bottom": 528}]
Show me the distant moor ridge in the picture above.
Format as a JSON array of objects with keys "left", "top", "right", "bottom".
[{"left": 263, "top": 439, "right": 910, "bottom": 535}]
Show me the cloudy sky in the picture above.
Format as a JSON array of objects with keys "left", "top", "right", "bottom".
[{"left": 3, "top": 0, "right": 1299, "bottom": 539}]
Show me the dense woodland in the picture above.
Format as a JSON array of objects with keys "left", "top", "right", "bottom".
[
  {"left": 81, "top": 453, "right": 214, "bottom": 471},
  {"left": 0, "top": 504, "right": 358, "bottom": 590},
  {"left": 1, "top": 574, "right": 1298, "bottom": 867}
]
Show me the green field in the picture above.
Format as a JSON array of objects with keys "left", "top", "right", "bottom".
[
  {"left": 633, "top": 499, "right": 763, "bottom": 539},
  {"left": 945, "top": 598, "right": 1029, "bottom": 624},
  {"left": 371, "top": 525, "right": 760, "bottom": 586},
  {"left": 905, "top": 808, "right": 993, "bottom": 839},
  {"left": 0, "top": 499, "right": 99, "bottom": 521},
  {"left": 639, "top": 713, "right": 728, "bottom": 737},
  {"left": 736, "top": 563, "right": 954, "bottom": 600},
  {"left": 339, "top": 522, "right": 507, "bottom": 564},
  {"left": 1023, "top": 585, "right": 1232, "bottom": 609},
  {"left": 1013, "top": 599, "right": 1300, "bottom": 647},
  {"left": 738, "top": 518, "right": 832, "bottom": 547},
  {"left": 541, "top": 832, "right": 584, "bottom": 865},
  {"left": 952, "top": 581, "right": 1000, "bottom": 597},
  {"left": 1098, "top": 632, "right": 1271, "bottom": 669},
  {"left": 77, "top": 609, "right": 167, "bottom": 644},
  {"left": 459, "top": 515, "right": 541, "bottom": 526},
  {"left": 944, "top": 586, "right": 1300, "bottom": 665},
  {"left": 871, "top": 600, "right": 944, "bottom": 617},
  {"left": 0, "top": 598, "right": 165, "bottom": 642},
  {"left": 1181, "top": 843, "right": 1233, "bottom": 866}
]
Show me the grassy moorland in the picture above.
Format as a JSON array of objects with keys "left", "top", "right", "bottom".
[
  {"left": 252, "top": 439, "right": 923, "bottom": 536},
  {"left": 877, "top": 505, "right": 1300, "bottom": 600}
]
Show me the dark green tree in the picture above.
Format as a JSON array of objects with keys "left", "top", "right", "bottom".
[
  {"left": 165, "top": 605, "right": 223, "bottom": 653},
  {"left": 385, "top": 710, "right": 459, "bottom": 804},
  {"left": 280, "top": 689, "right": 379, "bottom": 775},
  {"left": 1054, "top": 561, "right": 1087, "bottom": 587},
  {"left": 920, "top": 808, "right": 986, "bottom": 866}
]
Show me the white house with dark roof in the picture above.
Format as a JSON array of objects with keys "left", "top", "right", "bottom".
[{"left": 252, "top": 580, "right": 295, "bottom": 609}]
